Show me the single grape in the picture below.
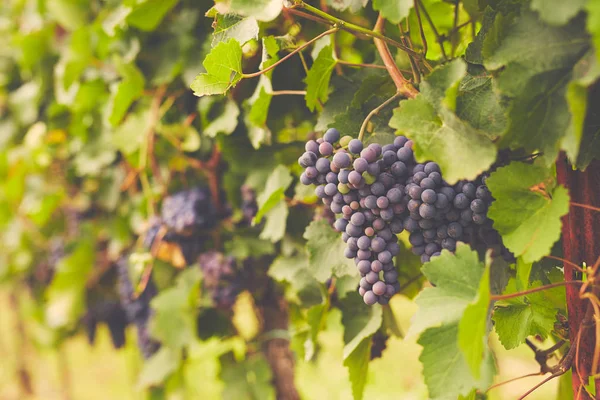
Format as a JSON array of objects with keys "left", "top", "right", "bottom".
[
  {"left": 348, "top": 139, "right": 363, "bottom": 154},
  {"left": 324, "top": 128, "right": 340, "bottom": 143},
  {"left": 348, "top": 171, "right": 363, "bottom": 186},
  {"left": 453, "top": 193, "right": 470, "bottom": 209},
  {"left": 371, "top": 237, "right": 386, "bottom": 252},
  {"left": 389, "top": 219, "right": 404, "bottom": 234},
  {"left": 305, "top": 140, "right": 319, "bottom": 154},
  {"left": 365, "top": 226, "right": 375, "bottom": 237},
  {"left": 387, "top": 242, "right": 400, "bottom": 256},
  {"left": 447, "top": 222, "right": 463, "bottom": 239},
  {"left": 300, "top": 173, "right": 312, "bottom": 185},
  {"left": 346, "top": 223, "right": 362, "bottom": 237},
  {"left": 382, "top": 150, "right": 397, "bottom": 166},
  {"left": 357, "top": 260, "right": 371, "bottom": 274},
  {"left": 373, "top": 218, "right": 386, "bottom": 231},
  {"left": 360, "top": 147, "right": 377, "bottom": 163},
  {"left": 334, "top": 218, "right": 348, "bottom": 232},
  {"left": 470, "top": 199, "right": 486, "bottom": 213},
  {"left": 363, "top": 291, "right": 378, "bottom": 305},
  {"left": 396, "top": 147, "right": 413, "bottom": 163},
  {"left": 394, "top": 136, "right": 408, "bottom": 148},
  {"left": 315, "top": 158, "right": 331, "bottom": 174},
  {"left": 371, "top": 182, "right": 386, "bottom": 196},
  {"left": 421, "top": 189, "right": 437, "bottom": 204},
  {"left": 357, "top": 249, "right": 372, "bottom": 260},
  {"left": 434, "top": 193, "right": 449, "bottom": 209},
  {"left": 368, "top": 143, "right": 382, "bottom": 157},
  {"left": 319, "top": 142, "right": 333, "bottom": 156},
  {"left": 366, "top": 271, "right": 379, "bottom": 284},
  {"left": 353, "top": 158, "right": 368, "bottom": 173},
  {"left": 344, "top": 247, "right": 356, "bottom": 258},
  {"left": 428, "top": 172, "right": 442, "bottom": 185},
  {"left": 366, "top": 162, "right": 380, "bottom": 176},
  {"left": 424, "top": 162, "right": 440, "bottom": 174},
  {"left": 357, "top": 235, "right": 371, "bottom": 250},
  {"left": 413, "top": 171, "right": 427, "bottom": 185},
  {"left": 351, "top": 212, "right": 366, "bottom": 226},
  {"left": 420, "top": 178, "right": 436, "bottom": 190},
  {"left": 419, "top": 203, "right": 436, "bottom": 219},
  {"left": 372, "top": 281, "right": 386, "bottom": 296},
  {"left": 462, "top": 183, "right": 476, "bottom": 199},
  {"left": 371, "top": 260, "right": 383, "bottom": 273},
  {"left": 333, "top": 152, "right": 351, "bottom": 169},
  {"left": 409, "top": 232, "right": 425, "bottom": 246},
  {"left": 383, "top": 270, "right": 398, "bottom": 283},
  {"left": 324, "top": 183, "right": 338, "bottom": 196},
  {"left": 339, "top": 169, "right": 350, "bottom": 184}
]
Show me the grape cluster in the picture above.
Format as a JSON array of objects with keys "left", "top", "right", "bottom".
[
  {"left": 82, "top": 299, "right": 127, "bottom": 349},
  {"left": 161, "top": 187, "right": 217, "bottom": 234},
  {"left": 116, "top": 259, "right": 160, "bottom": 359},
  {"left": 299, "top": 128, "right": 497, "bottom": 305},
  {"left": 370, "top": 331, "right": 389, "bottom": 360},
  {"left": 198, "top": 251, "right": 242, "bottom": 309}
]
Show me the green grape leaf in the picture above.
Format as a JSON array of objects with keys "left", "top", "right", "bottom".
[
  {"left": 259, "top": 201, "right": 288, "bottom": 242},
  {"left": 530, "top": 0, "right": 586, "bottom": 26},
  {"left": 198, "top": 96, "right": 240, "bottom": 137},
  {"left": 137, "top": 347, "right": 180, "bottom": 388},
  {"left": 46, "top": 0, "right": 88, "bottom": 31},
  {"left": 253, "top": 165, "right": 292, "bottom": 224},
  {"left": 493, "top": 280, "right": 565, "bottom": 349},
  {"left": 418, "top": 323, "right": 495, "bottom": 400},
  {"left": 223, "top": 0, "right": 282, "bottom": 22},
  {"left": 372, "top": 0, "right": 413, "bottom": 24},
  {"left": 212, "top": 13, "right": 259, "bottom": 47},
  {"left": 455, "top": 72, "right": 507, "bottom": 138},
  {"left": 343, "top": 337, "right": 371, "bottom": 400},
  {"left": 315, "top": 76, "right": 358, "bottom": 131},
  {"left": 303, "top": 219, "right": 357, "bottom": 282},
  {"left": 486, "top": 162, "right": 570, "bottom": 263},
  {"left": 340, "top": 292, "right": 383, "bottom": 358},
  {"left": 220, "top": 353, "right": 276, "bottom": 400},
  {"left": 112, "top": 109, "right": 149, "bottom": 154},
  {"left": 305, "top": 44, "right": 337, "bottom": 112},
  {"left": 190, "top": 39, "right": 243, "bottom": 97},
  {"left": 107, "top": 62, "right": 145, "bottom": 126},
  {"left": 268, "top": 253, "right": 322, "bottom": 306},
  {"left": 327, "top": 0, "right": 369, "bottom": 12},
  {"left": 588, "top": 0, "right": 600, "bottom": 65},
  {"left": 408, "top": 244, "right": 486, "bottom": 337},
  {"left": 225, "top": 236, "right": 275, "bottom": 260},
  {"left": 391, "top": 60, "right": 496, "bottom": 183},
  {"left": 483, "top": 9, "right": 590, "bottom": 162},
  {"left": 150, "top": 268, "right": 201, "bottom": 349},
  {"left": 45, "top": 239, "right": 94, "bottom": 328},
  {"left": 126, "top": 0, "right": 178, "bottom": 31},
  {"left": 390, "top": 95, "right": 496, "bottom": 184},
  {"left": 563, "top": 51, "right": 600, "bottom": 167},
  {"left": 458, "top": 264, "right": 491, "bottom": 379}
]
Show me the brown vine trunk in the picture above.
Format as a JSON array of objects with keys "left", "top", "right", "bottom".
[
  {"left": 249, "top": 257, "right": 300, "bottom": 400},
  {"left": 259, "top": 282, "right": 300, "bottom": 400},
  {"left": 556, "top": 154, "right": 600, "bottom": 399},
  {"left": 9, "top": 291, "right": 33, "bottom": 396}
]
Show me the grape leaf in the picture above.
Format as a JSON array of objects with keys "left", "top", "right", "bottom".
[
  {"left": 303, "top": 219, "right": 357, "bottom": 282},
  {"left": 107, "top": 61, "right": 145, "bottom": 126},
  {"left": 150, "top": 268, "right": 201, "bottom": 349},
  {"left": 46, "top": 0, "right": 88, "bottom": 31},
  {"left": 305, "top": 45, "right": 337, "bottom": 112},
  {"left": 220, "top": 353, "right": 276, "bottom": 400},
  {"left": 372, "top": 0, "right": 412, "bottom": 24},
  {"left": 587, "top": 0, "right": 600, "bottom": 65},
  {"left": 483, "top": 9, "right": 590, "bottom": 162},
  {"left": 390, "top": 60, "right": 496, "bottom": 183},
  {"left": 268, "top": 253, "right": 322, "bottom": 306},
  {"left": 253, "top": 165, "right": 292, "bottom": 224},
  {"left": 458, "top": 264, "right": 491, "bottom": 379},
  {"left": 137, "top": 347, "right": 180, "bottom": 388},
  {"left": 126, "top": 0, "right": 178, "bottom": 31},
  {"left": 212, "top": 13, "right": 259, "bottom": 47},
  {"left": 407, "top": 244, "right": 486, "bottom": 337},
  {"left": 45, "top": 238, "right": 94, "bottom": 328},
  {"left": 486, "top": 162, "right": 570, "bottom": 263},
  {"left": 493, "top": 280, "right": 565, "bottom": 349},
  {"left": 530, "top": 0, "right": 586, "bottom": 26},
  {"left": 190, "top": 39, "right": 243, "bottom": 97},
  {"left": 343, "top": 337, "right": 371, "bottom": 400},
  {"left": 224, "top": 0, "right": 282, "bottom": 22},
  {"left": 455, "top": 72, "right": 507, "bottom": 138},
  {"left": 315, "top": 76, "right": 358, "bottom": 131},
  {"left": 198, "top": 96, "right": 240, "bottom": 138},
  {"left": 418, "top": 323, "right": 494, "bottom": 400},
  {"left": 390, "top": 95, "right": 496, "bottom": 184},
  {"left": 340, "top": 292, "right": 382, "bottom": 400},
  {"left": 259, "top": 201, "right": 288, "bottom": 242},
  {"left": 340, "top": 292, "right": 383, "bottom": 358},
  {"left": 327, "top": 0, "right": 369, "bottom": 12},
  {"left": 563, "top": 51, "right": 600, "bottom": 166}
]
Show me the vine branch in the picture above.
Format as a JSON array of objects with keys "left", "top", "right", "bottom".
[
  {"left": 373, "top": 15, "right": 419, "bottom": 99},
  {"left": 491, "top": 281, "right": 585, "bottom": 301},
  {"left": 242, "top": 28, "right": 338, "bottom": 79},
  {"left": 288, "top": 1, "right": 421, "bottom": 58}
]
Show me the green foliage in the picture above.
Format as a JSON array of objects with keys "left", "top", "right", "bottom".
[{"left": 2, "top": 0, "right": 600, "bottom": 398}]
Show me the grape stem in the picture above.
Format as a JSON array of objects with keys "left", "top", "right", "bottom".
[
  {"left": 416, "top": 0, "right": 448, "bottom": 60},
  {"left": 373, "top": 15, "right": 419, "bottom": 99},
  {"left": 413, "top": 0, "right": 428, "bottom": 59},
  {"left": 271, "top": 90, "right": 307, "bottom": 96},
  {"left": 289, "top": 1, "right": 421, "bottom": 59},
  {"left": 358, "top": 93, "right": 403, "bottom": 142},
  {"left": 490, "top": 280, "right": 585, "bottom": 301},
  {"left": 242, "top": 28, "right": 338, "bottom": 79}
]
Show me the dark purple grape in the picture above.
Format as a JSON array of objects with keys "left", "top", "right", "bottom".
[
  {"left": 408, "top": 185, "right": 423, "bottom": 200},
  {"left": 453, "top": 193, "right": 470, "bottom": 209},
  {"left": 396, "top": 147, "right": 413, "bottom": 163},
  {"left": 357, "top": 260, "right": 371, "bottom": 274},
  {"left": 419, "top": 203, "right": 436, "bottom": 219},
  {"left": 434, "top": 193, "right": 449, "bottom": 209},
  {"left": 357, "top": 249, "right": 372, "bottom": 260},
  {"left": 383, "top": 270, "right": 398, "bottom": 283},
  {"left": 367, "top": 162, "right": 381, "bottom": 176},
  {"left": 421, "top": 189, "right": 437, "bottom": 204},
  {"left": 394, "top": 136, "right": 408, "bottom": 148},
  {"left": 382, "top": 150, "right": 397, "bottom": 166},
  {"left": 366, "top": 271, "right": 379, "bottom": 284},
  {"left": 360, "top": 147, "right": 377, "bottom": 163},
  {"left": 420, "top": 178, "right": 436, "bottom": 190},
  {"left": 371, "top": 182, "right": 386, "bottom": 196},
  {"left": 348, "top": 171, "right": 362, "bottom": 186},
  {"left": 378, "top": 251, "right": 392, "bottom": 264},
  {"left": 371, "top": 260, "right": 383, "bottom": 273},
  {"left": 462, "top": 183, "right": 476, "bottom": 199},
  {"left": 354, "top": 158, "right": 368, "bottom": 173},
  {"left": 300, "top": 173, "right": 312, "bottom": 185},
  {"left": 470, "top": 199, "right": 486, "bottom": 213},
  {"left": 390, "top": 219, "right": 404, "bottom": 234},
  {"left": 357, "top": 235, "right": 371, "bottom": 250},
  {"left": 424, "top": 162, "right": 440, "bottom": 174},
  {"left": 351, "top": 212, "right": 366, "bottom": 226},
  {"left": 409, "top": 232, "right": 425, "bottom": 246},
  {"left": 334, "top": 218, "right": 348, "bottom": 232}
]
